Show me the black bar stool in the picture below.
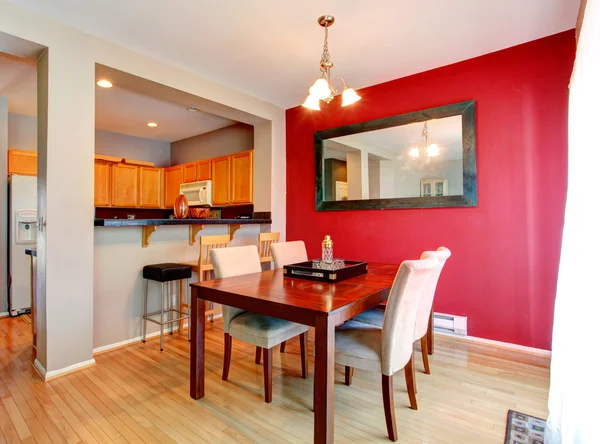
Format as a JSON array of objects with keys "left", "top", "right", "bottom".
[{"left": 142, "top": 263, "right": 192, "bottom": 351}]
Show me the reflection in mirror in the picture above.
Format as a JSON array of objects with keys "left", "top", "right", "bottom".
[{"left": 323, "top": 115, "right": 463, "bottom": 201}]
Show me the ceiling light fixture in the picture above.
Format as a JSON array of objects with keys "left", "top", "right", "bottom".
[
  {"left": 96, "top": 79, "right": 113, "bottom": 88},
  {"left": 146, "top": 122, "right": 158, "bottom": 127},
  {"left": 302, "top": 15, "right": 361, "bottom": 111},
  {"left": 409, "top": 122, "right": 441, "bottom": 158}
]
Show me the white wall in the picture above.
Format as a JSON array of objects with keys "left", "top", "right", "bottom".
[
  {"left": 0, "top": 0, "right": 285, "bottom": 374},
  {"left": 8, "top": 113, "right": 36, "bottom": 151},
  {"left": 0, "top": 98, "right": 8, "bottom": 315},
  {"left": 8, "top": 114, "right": 169, "bottom": 166},
  {"left": 170, "top": 123, "right": 253, "bottom": 165},
  {"left": 93, "top": 224, "right": 261, "bottom": 349},
  {"left": 95, "top": 129, "right": 171, "bottom": 167}
]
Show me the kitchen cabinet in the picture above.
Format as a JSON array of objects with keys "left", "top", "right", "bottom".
[
  {"left": 211, "top": 155, "right": 231, "bottom": 205},
  {"left": 111, "top": 163, "right": 139, "bottom": 207},
  {"left": 8, "top": 149, "right": 37, "bottom": 176},
  {"left": 164, "top": 165, "right": 184, "bottom": 208},
  {"left": 196, "top": 159, "right": 211, "bottom": 181},
  {"left": 94, "top": 161, "right": 112, "bottom": 206},
  {"left": 183, "top": 163, "right": 197, "bottom": 183},
  {"left": 230, "top": 151, "right": 253, "bottom": 204},
  {"left": 139, "top": 167, "right": 163, "bottom": 208}
]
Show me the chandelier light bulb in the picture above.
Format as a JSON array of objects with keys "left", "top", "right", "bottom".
[
  {"left": 341, "top": 88, "right": 361, "bottom": 107},
  {"left": 311, "top": 78, "right": 331, "bottom": 100},
  {"left": 427, "top": 143, "right": 440, "bottom": 157},
  {"left": 302, "top": 94, "right": 321, "bottom": 111},
  {"left": 408, "top": 147, "right": 420, "bottom": 158}
]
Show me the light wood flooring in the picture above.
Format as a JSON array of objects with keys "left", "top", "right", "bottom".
[{"left": 0, "top": 315, "right": 550, "bottom": 443}]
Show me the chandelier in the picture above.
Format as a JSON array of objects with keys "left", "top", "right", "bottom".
[
  {"left": 302, "top": 15, "right": 361, "bottom": 111},
  {"left": 408, "top": 122, "right": 440, "bottom": 158}
]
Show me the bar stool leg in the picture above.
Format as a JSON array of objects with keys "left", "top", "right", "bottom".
[
  {"left": 160, "top": 282, "right": 165, "bottom": 351},
  {"left": 169, "top": 281, "right": 174, "bottom": 335},
  {"left": 187, "top": 278, "right": 191, "bottom": 342},
  {"left": 142, "top": 279, "right": 148, "bottom": 342}
]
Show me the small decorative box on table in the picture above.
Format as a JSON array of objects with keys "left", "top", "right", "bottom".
[{"left": 283, "top": 260, "right": 368, "bottom": 283}]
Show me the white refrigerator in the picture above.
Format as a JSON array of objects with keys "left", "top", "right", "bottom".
[{"left": 8, "top": 174, "right": 37, "bottom": 316}]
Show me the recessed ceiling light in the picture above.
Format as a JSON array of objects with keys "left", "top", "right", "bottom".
[
  {"left": 96, "top": 79, "right": 113, "bottom": 88},
  {"left": 146, "top": 122, "right": 158, "bottom": 128},
  {"left": 187, "top": 106, "right": 200, "bottom": 112}
]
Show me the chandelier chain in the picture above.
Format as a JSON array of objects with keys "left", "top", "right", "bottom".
[{"left": 320, "top": 27, "right": 331, "bottom": 71}]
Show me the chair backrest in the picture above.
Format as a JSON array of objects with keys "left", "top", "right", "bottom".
[
  {"left": 414, "top": 247, "right": 451, "bottom": 339},
  {"left": 381, "top": 256, "right": 439, "bottom": 376},
  {"left": 210, "top": 245, "right": 262, "bottom": 333},
  {"left": 270, "top": 241, "right": 308, "bottom": 269},
  {"left": 258, "top": 232, "right": 280, "bottom": 263},
  {"left": 198, "top": 234, "right": 231, "bottom": 281}
]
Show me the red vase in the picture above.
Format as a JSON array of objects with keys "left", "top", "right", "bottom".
[{"left": 174, "top": 194, "right": 189, "bottom": 219}]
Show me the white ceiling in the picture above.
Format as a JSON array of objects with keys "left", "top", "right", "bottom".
[
  {"left": 326, "top": 115, "right": 463, "bottom": 161},
  {"left": 6, "top": 0, "right": 579, "bottom": 109},
  {"left": 0, "top": 53, "right": 237, "bottom": 142}
]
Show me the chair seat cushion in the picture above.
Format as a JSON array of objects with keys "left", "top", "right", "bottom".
[
  {"left": 351, "top": 306, "right": 385, "bottom": 327},
  {"left": 143, "top": 263, "right": 192, "bottom": 282},
  {"left": 229, "top": 312, "right": 309, "bottom": 349},
  {"left": 335, "top": 320, "right": 382, "bottom": 373}
]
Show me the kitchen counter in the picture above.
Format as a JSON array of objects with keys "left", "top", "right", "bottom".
[
  {"left": 94, "top": 218, "right": 271, "bottom": 227},
  {"left": 94, "top": 218, "right": 272, "bottom": 247}
]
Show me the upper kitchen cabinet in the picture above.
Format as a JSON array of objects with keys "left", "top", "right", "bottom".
[
  {"left": 111, "top": 163, "right": 139, "bottom": 208},
  {"left": 196, "top": 159, "right": 211, "bottom": 181},
  {"left": 211, "top": 155, "right": 231, "bottom": 206},
  {"left": 139, "top": 166, "right": 163, "bottom": 208},
  {"left": 8, "top": 149, "right": 37, "bottom": 176},
  {"left": 230, "top": 151, "right": 253, "bottom": 204},
  {"left": 94, "top": 160, "right": 112, "bottom": 207},
  {"left": 164, "top": 165, "right": 184, "bottom": 208},
  {"left": 182, "top": 163, "right": 197, "bottom": 183}
]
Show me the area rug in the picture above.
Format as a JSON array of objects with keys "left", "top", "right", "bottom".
[{"left": 505, "top": 410, "right": 546, "bottom": 444}]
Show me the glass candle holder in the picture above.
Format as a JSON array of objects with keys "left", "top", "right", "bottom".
[{"left": 321, "top": 235, "right": 333, "bottom": 264}]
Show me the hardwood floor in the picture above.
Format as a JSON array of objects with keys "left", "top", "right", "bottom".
[{"left": 0, "top": 316, "right": 550, "bottom": 443}]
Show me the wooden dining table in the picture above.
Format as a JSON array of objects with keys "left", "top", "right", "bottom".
[{"left": 189, "top": 262, "right": 399, "bottom": 444}]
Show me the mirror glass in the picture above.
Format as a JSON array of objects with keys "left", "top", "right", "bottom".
[{"left": 323, "top": 115, "right": 463, "bottom": 201}]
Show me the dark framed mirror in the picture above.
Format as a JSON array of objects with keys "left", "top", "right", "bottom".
[{"left": 315, "top": 100, "right": 477, "bottom": 211}]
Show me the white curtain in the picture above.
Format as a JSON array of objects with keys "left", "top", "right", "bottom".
[{"left": 545, "top": 1, "right": 600, "bottom": 443}]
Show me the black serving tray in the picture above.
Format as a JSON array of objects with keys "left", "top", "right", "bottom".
[{"left": 282, "top": 260, "right": 368, "bottom": 283}]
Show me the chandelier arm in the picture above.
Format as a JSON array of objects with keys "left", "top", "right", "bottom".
[{"left": 330, "top": 76, "right": 348, "bottom": 95}]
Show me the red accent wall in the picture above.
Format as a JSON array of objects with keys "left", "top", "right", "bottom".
[{"left": 285, "top": 31, "right": 575, "bottom": 350}]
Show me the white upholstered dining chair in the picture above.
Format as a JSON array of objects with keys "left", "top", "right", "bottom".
[
  {"left": 268, "top": 240, "right": 309, "bottom": 354},
  {"left": 335, "top": 256, "right": 439, "bottom": 442},
  {"left": 210, "top": 245, "right": 309, "bottom": 403},
  {"left": 351, "top": 247, "right": 451, "bottom": 375},
  {"left": 270, "top": 240, "right": 308, "bottom": 269}
]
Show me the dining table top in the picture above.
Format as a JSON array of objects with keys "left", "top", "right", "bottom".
[{"left": 191, "top": 262, "right": 399, "bottom": 317}]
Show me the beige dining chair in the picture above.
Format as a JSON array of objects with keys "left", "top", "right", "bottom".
[
  {"left": 211, "top": 245, "right": 309, "bottom": 403},
  {"left": 258, "top": 232, "right": 280, "bottom": 264},
  {"left": 350, "top": 247, "right": 451, "bottom": 375},
  {"left": 267, "top": 240, "right": 308, "bottom": 355},
  {"left": 178, "top": 234, "right": 230, "bottom": 329},
  {"left": 334, "top": 256, "right": 439, "bottom": 442}
]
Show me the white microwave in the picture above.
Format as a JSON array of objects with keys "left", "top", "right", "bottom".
[{"left": 180, "top": 180, "right": 212, "bottom": 206}]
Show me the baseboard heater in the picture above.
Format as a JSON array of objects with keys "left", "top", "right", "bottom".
[{"left": 433, "top": 312, "right": 467, "bottom": 336}]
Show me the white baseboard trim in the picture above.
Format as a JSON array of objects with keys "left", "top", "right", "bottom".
[
  {"left": 93, "top": 315, "right": 222, "bottom": 356},
  {"left": 435, "top": 330, "right": 551, "bottom": 357},
  {"left": 0, "top": 312, "right": 9, "bottom": 318},
  {"left": 34, "top": 358, "right": 97, "bottom": 381}
]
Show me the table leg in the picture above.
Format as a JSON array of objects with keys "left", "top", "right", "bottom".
[
  {"left": 314, "top": 316, "right": 335, "bottom": 444},
  {"left": 190, "top": 287, "right": 206, "bottom": 399},
  {"left": 427, "top": 307, "right": 434, "bottom": 355}
]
